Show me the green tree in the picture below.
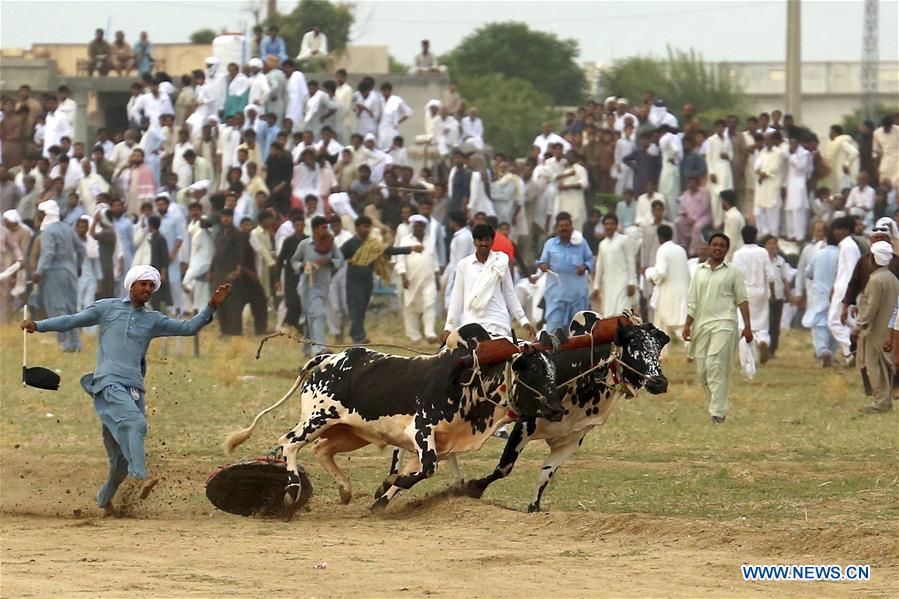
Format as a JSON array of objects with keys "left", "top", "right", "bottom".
[
  {"left": 442, "top": 22, "right": 586, "bottom": 106},
  {"left": 841, "top": 104, "right": 899, "bottom": 137},
  {"left": 189, "top": 28, "right": 218, "bottom": 45},
  {"left": 601, "top": 47, "right": 747, "bottom": 127},
  {"left": 266, "top": 0, "right": 354, "bottom": 61},
  {"left": 456, "top": 74, "right": 551, "bottom": 158},
  {"left": 388, "top": 55, "right": 408, "bottom": 75}
]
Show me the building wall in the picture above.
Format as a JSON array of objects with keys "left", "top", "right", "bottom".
[
  {"left": 1, "top": 42, "right": 389, "bottom": 78},
  {"left": 5, "top": 43, "right": 214, "bottom": 77}
]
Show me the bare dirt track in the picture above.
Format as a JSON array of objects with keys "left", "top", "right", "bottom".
[{"left": 2, "top": 486, "right": 896, "bottom": 598}]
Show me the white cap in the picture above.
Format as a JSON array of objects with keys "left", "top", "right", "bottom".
[
  {"left": 188, "top": 179, "right": 210, "bottom": 192},
  {"left": 363, "top": 133, "right": 376, "bottom": 143},
  {"left": 408, "top": 214, "right": 429, "bottom": 226},
  {"left": 248, "top": 58, "right": 263, "bottom": 69}
]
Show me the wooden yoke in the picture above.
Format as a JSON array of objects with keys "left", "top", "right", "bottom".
[{"left": 457, "top": 315, "right": 632, "bottom": 368}]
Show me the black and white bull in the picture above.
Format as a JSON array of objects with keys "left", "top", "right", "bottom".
[
  {"left": 460, "top": 312, "right": 670, "bottom": 512},
  {"left": 224, "top": 325, "right": 564, "bottom": 511}
]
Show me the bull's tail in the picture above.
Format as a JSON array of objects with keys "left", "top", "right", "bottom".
[{"left": 223, "top": 355, "right": 328, "bottom": 454}]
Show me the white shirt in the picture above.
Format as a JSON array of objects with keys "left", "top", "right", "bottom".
[
  {"left": 461, "top": 116, "right": 484, "bottom": 140},
  {"left": 134, "top": 92, "right": 174, "bottom": 128},
  {"left": 845, "top": 185, "right": 875, "bottom": 217},
  {"left": 353, "top": 91, "right": 382, "bottom": 136},
  {"left": 378, "top": 95, "right": 413, "bottom": 145},
  {"left": 533, "top": 132, "right": 571, "bottom": 157},
  {"left": 444, "top": 251, "right": 528, "bottom": 334},
  {"left": 834, "top": 235, "right": 861, "bottom": 298},
  {"left": 447, "top": 227, "right": 475, "bottom": 273},
  {"left": 298, "top": 31, "right": 328, "bottom": 60},
  {"left": 731, "top": 244, "right": 774, "bottom": 290},
  {"left": 635, "top": 192, "right": 664, "bottom": 226},
  {"left": 42, "top": 109, "right": 72, "bottom": 157},
  {"left": 248, "top": 72, "right": 271, "bottom": 107}
]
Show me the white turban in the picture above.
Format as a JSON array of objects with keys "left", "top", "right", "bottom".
[
  {"left": 2, "top": 209, "right": 21, "bottom": 224},
  {"left": 426, "top": 99, "right": 441, "bottom": 110},
  {"left": 124, "top": 265, "right": 161, "bottom": 293},
  {"left": 872, "top": 241, "right": 893, "bottom": 266},
  {"left": 205, "top": 56, "right": 220, "bottom": 66},
  {"left": 188, "top": 179, "right": 210, "bottom": 193},
  {"left": 408, "top": 214, "right": 429, "bottom": 226},
  {"left": 873, "top": 216, "right": 898, "bottom": 239},
  {"left": 363, "top": 133, "right": 376, "bottom": 143},
  {"left": 38, "top": 199, "right": 60, "bottom": 230},
  {"left": 248, "top": 57, "right": 263, "bottom": 69}
]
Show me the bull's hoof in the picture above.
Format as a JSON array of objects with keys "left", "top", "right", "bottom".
[
  {"left": 527, "top": 503, "right": 542, "bottom": 513},
  {"left": 461, "top": 479, "right": 488, "bottom": 499},
  {"left": 370, "top": 495, "right": 389, "bottom": 513},
  {"left": 372, "top": 474, "right": 398, "bottom": 499},
  {"left": 339, "top": 486, "right": 352, "bottom": 505}
]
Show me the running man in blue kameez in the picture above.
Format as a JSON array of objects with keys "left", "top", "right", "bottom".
[{"left": 22, "top": 265, "right": 231, "bottom": 515}]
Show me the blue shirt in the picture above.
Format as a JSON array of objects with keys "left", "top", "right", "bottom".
[
  {"left": 260, "top": 36, "right": 287, "bottom": 62},
  {"left": 537, "top": 236, "right": 594, "bottom": 304},
  {"left": 616, "top": 200, "right": 637, "bottom": 229},
  {"left": 36, "top": 299, "right": 215, "bottom": 393},
  {"left": 802, "top": 245, "right": 838, "bottom": 327}
]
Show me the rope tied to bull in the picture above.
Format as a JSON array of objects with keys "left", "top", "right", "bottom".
[{"left": 254, "top": 331, "right": 438, "bottom": 360}]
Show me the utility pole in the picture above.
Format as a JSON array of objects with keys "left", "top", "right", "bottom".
[
  {"left": 862, "top": 0, "right": 879, "bottom": 120},
  {"left": 267, "top": 0, "right": 278, "bottom": 20},
  {"left": 785, "top": 0, "right": 802, "bottom": 124}
]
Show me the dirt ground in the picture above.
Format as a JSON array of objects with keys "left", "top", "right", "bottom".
[
  {"left": 2, "top": 459, "right": 896, "bottom": 598},
  {"left": 2, "top": 326, "right": 897, "bottom": 597}
]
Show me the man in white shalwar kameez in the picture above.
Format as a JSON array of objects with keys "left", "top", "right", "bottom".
[
  {"left": 823, "top": 125, "right": 859, "bottom": 194},
  {"left": 353, "top": 83, "right": 382, "bottom": 138},
  {"left": 721, "top": 190, "right": 745, "bottom": 262},
  {"left": 442, "top": 210, "right": 476, "bottom": 309},
  {"left": 282, "top": 60, "right": 308, "bottom": 132},
  {"left": 650, "top": 224, "right": 689, "bottom": 340},
  {"left": 334, "top": 69, "right": 354, "bottom": 144},
  {"left": 395, "top": 214, "right": 439, "bottom": 342},
  {"left": 705, "top": 120, "right": 734, "bottom": 228},
  {"left": 613, "top": 123, "right": 636, "bottom": 196},
  {"left": 183, "top": 215, "right": 213, "bottom": 312},
  {"left": 217, "top": 117, "right": 242, "bottom": 189},
  {"left": 783, "top": 136, "right": 812, "bottom": 240},
  {"left": 247, "top": 58, "right": 271, "bottom": 108},
  {"left": 203, "top": 57, "right": 227, "bottom": 116},
  {"left": 731, "top": 225, "right": 775, "bottom": 363},
  {"left": 377, "top": 83, "right": 412, "bottom": 150},
  {"left": 591, "top": 213, "right": 637, "bottom": 315},
  {"left": 754, "top": 131, "right": 787, "bottom": 238},
  {"left": 553, "top": 152, "right": 589, "bottom": 231},
  {"left": 441, "top": 223, "right": 535, "bottom": 341},
  {"left": 828, "top": 216, "right": 861, "bottom": 363},
  {"left": 658, "top": 126, "right": 682, "bottom": 219},
  {"left": 873, "top": 116, "right": 899, "bottom": 187}
]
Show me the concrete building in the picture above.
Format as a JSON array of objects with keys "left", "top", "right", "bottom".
[
  {"left": 593, "top": 60, "right": 898, "bottom": 135},
  {"left": 725, "top": 61, "right": 898, "bottom": 134}
]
